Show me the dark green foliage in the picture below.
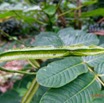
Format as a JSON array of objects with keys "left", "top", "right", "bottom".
[{"left": 0, "top": 90, "right": 21, "bottom": 103}]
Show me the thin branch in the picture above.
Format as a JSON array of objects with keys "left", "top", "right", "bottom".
[
  {"left": 96, "top": 77, "right": 104, "bottom": 86},
  {"left": 28, "top": 59, "right": 40, "bottom": 69},
  {"left": 21, "top": 78, "right": 39, "bottom": 103},
  {"left": 21, "top": 58, "right": 40, "bottom": 103},
  {"left": 58, "top": 5, "right": 83, "bottom": 17},
  {"left": 0, "top": 67, "right": 36, "bottom": 75},
  {"left": 57, "top": 7, "right": 67, "bottom": 27},
  {"left": 88, "top": 67, "right": 104, "bottom": 87},
  {"left": 58, "top": 0, "right": 97, "bottom": 17},
  {"left": 74, "top": 0, "right": 82, "bottom": 29}
]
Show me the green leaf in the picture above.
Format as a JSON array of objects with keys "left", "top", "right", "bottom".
[
  {"left": 0, "top": 11, "right": 36, "bottom": 23},
  {"left": 82, "top": 8, "right": 104, "bottom": 17},
  {"left": 67, "top": 3, "right": 76, "bottom": 9},
  {"left": 32, "top": 29, "right": 99, "bottom": 46},
  {"left": 16, "top": 88, "right": 27, "bottom": 97},
  {"left": 94, "top": 63, "right": 104, "bottom": 82},
  {"left": 81, "top": 0, "right": 98, "bottom": 5},
  {"left": 57, "top": 28, "right": 99, "bottom": 46},
  {"left": 43, "top": 5, "right": 56, "bottom": 16},
  {"left": 40, "top": 73, "right": 101, "bottom": 103},
  {"left": 83, "top": 54, "right": 104, "bottom": 67},
  {"left": 32, "top": 32, "right": 63, "bottom": 47},
  {"left": 36, "top": 57, "right": 88, "bottom": 87},
  {"left": 94, "top": 63, "right": 104, "bottom": 75},
  {"left": 0, "top": 90, "right": 21, "bottom": 103},
  {"left": 99, "top": 36, "right": 104, "bottom": 45},
  {"left": 92, "top": 91, "right": 104, "bottom": 103}
]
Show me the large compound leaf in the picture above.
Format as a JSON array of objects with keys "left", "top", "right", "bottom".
[
  {"left": 36, "top": 57, "right": 88, "bottom": 87},
  {"left": 57, "top": 28, "right": 99, "bottom": 46},
  {"left": 40, "top": 73, "right": 101, "bottom": 103}
]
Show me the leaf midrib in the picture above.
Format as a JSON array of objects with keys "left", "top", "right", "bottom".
[{"left": 39, "top": 61, "right": 85, "bottom": 85}]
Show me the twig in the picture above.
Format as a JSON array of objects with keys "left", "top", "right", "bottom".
[
  {"left": 74, "top": 0, "right": 82, "bottom": 29},
  {"left": 58, "top": 5, "right": 83, "bottom": 17},
  {"left": 88, "top": 67, "right": 104, "bottom": 87},
  {"left": 21, "top": 78, "right": 39, "bottom": 103},
  {"left": 57, "top": 7, "right": 67, "bottom": 27},
  {"left": 96, "top": 77, "right": 104, "bottom": 86},
  {"left": 0, "top": 67, "right": 36, "bottom": 75}
]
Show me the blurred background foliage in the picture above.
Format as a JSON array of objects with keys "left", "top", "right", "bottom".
[{"left": 0, "top": 0, "right": 104, "bottom": 38}]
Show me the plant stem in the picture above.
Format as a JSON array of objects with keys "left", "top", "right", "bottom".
[
  {"left": 74, "top": 0, "right": 82, "bottom": 29},
  {"left": 28, "top": 59, "right": 40, "bottom": 69},
  {"left": 21, "top": 58, "right": 40, "bottom": 103},
  {"left": 25, "top": 82, "right": 39, "bottom": 103},
  {"left": 57, "top": 7, "right": 67, "bottom": 27},
  {"left": 88, "top": 67, "right": 104, "bottom": 87},
  {"left": 41, "top": 0, "right": 65, "bottom": 28},
  {"left": 58, "top": 5, "right": 83, "bottom": 17},
  {"left": 21, "top": 78, "right": 39, "bottom": 103},
  {"left": 0, "top": 67, "right": 36, "bottom": 75},
  {"left": 96, "top": 76, "right": 104, "bottom": 86},
  {"left": 58, "top": 0, "right": 97, "bottom": 17}
]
